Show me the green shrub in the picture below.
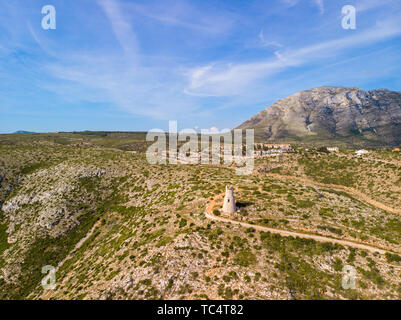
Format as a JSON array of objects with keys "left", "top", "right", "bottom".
[
  {"left": 385, "top": 252, "right": 401, "bottom": 263},
  {"left": 179, "top": 218, "right": 187, "bottom": 228},
  {"left": 233, "top": 250, "right": 257, "bottom": 267},
  {"left": 332, "top": 258, "right": 343, "bottom": 272},
  {"left": 156, "top": 236, "right": 173, "bottom": 248},
  {"left": 0, "top": 222, "right": 10, "bottom": 256}
]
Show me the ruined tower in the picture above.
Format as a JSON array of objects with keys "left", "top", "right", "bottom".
[{"left": 222, "top": 185, "right": 237, "bottom": 214}]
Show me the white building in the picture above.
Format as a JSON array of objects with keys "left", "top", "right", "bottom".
[
  {"left": 355, "top": 149, "right": 369, "bottom": 156},
  {"left": 327, "top": 147, "right": 339, "bottom": 152}
]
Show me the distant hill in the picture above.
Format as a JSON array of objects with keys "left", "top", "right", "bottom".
[
  {"left": 14, "top": 130, "right": 34, "bottom": 134},
  {"left": 237, "top": 87, "right": 401, "bottom": 147}
]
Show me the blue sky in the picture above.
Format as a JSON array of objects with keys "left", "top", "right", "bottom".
[{"left": 1, "top": 0, "right": 401, "bottom": 133}]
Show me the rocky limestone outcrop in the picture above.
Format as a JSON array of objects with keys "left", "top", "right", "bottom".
[
  {"left": 2, "top": 163, "right": 108, "bottom": 243},
  {"left": 237, "top": 87, "right": 401, "bottom": 146}
]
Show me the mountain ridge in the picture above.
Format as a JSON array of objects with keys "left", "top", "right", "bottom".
[{"left": 237, "top": 86, "right": 401, "bottom": 147}]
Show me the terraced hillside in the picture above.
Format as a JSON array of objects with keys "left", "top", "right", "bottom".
[{"left": 0, "top": 134, "right": 400, "bottom": 300}]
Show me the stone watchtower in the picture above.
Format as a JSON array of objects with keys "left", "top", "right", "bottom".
[{"left": 222, "top": 185, "right": 237, "bottom": 214}]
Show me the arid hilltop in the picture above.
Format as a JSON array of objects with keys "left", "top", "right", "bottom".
[{"left": 0, "top": 133, "right": 400, "bottom": 300}]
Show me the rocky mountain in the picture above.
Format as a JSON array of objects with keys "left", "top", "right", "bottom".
[{"left": 237, "top": 87, "right": 401, "bottom": 147}]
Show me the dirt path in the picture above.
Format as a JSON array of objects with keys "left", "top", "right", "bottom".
[
  {"left": 205, "top": 193, "right": 397, "bottom": 255},
  {"left": 36, "top": 220, "right": 101, "bottom": 300},
  {"left": 264, "top": 173, "right": 401, "bottom": 215},
  {"left": 55, "top": 220, "right": 101, "bottom": 273}
]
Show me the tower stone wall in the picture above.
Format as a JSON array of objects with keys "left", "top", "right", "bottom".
[{"left": 222, "top": 185, "right": 237, "bottom": 214}]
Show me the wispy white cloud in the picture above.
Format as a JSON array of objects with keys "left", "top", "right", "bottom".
[
  {"left": 185, "top": 17, "right": 401, "bottom": 97},
  {"left": 1, "top": 0, "right": 401, "bottom": 132},
  {"left": 97, "top": 0, "right": 139, "bottom": 59},
  {"left": 313, "top": 0, "right": 324, "bottom": 15},
  {"left": 279, "top": 0, "right": 300, "bottom": 7},
  {"left": 280, "top": 0, "right": 324, "bottom": 14},
  {"left": 127, "top": 0, "right": 235, "bottom": 35},
  {"left": 258, "top": 29, "right": 283, "bottom": 49},
  {"left": 44, "top": 54, "right": 199, "bottom": 119},
  {"left": 39, "top": 0, "right": 199, "bottom": 120},
  {"left": 355, "top": 0, "right": 396, "bottom": 12},
  {"left": 37, "top": 0, "right": 238, "bottom": 119},
  {"left": 279, "top": 0, "right": 323, "bottom": 13}
]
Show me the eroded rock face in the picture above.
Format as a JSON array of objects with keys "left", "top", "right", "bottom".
[
  {"left": 2, "top": 164, "right": 109, "bottom": 242},
  {"left": 237, "top": 87, "right": 401, "bottom": 146}
]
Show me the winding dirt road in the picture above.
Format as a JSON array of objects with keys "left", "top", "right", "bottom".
[
  {"left": 264, "top": 173, "right": 401, "bottom": 215},
  {"left": 205, "top": 178, "right": 401, "bottom": 255}
]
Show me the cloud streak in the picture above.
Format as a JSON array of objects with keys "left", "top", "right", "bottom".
[
  {"left": 127, "top": 0, "right": 235, "bottom": 35},
  {"left": 36, "top": 0, "right": 199, "bottom": 120},
  {"left": 1, "top": 0, "right": 401, "bottom": 132},
  {"left": 314, "top": 0, "right": 324, "bottom": 15},
  {"left": 97, "top": 0, "right": 139, "bottom": 59},
  {"left": 185, "top": 17, "right": 401, "bottom": 97}
]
